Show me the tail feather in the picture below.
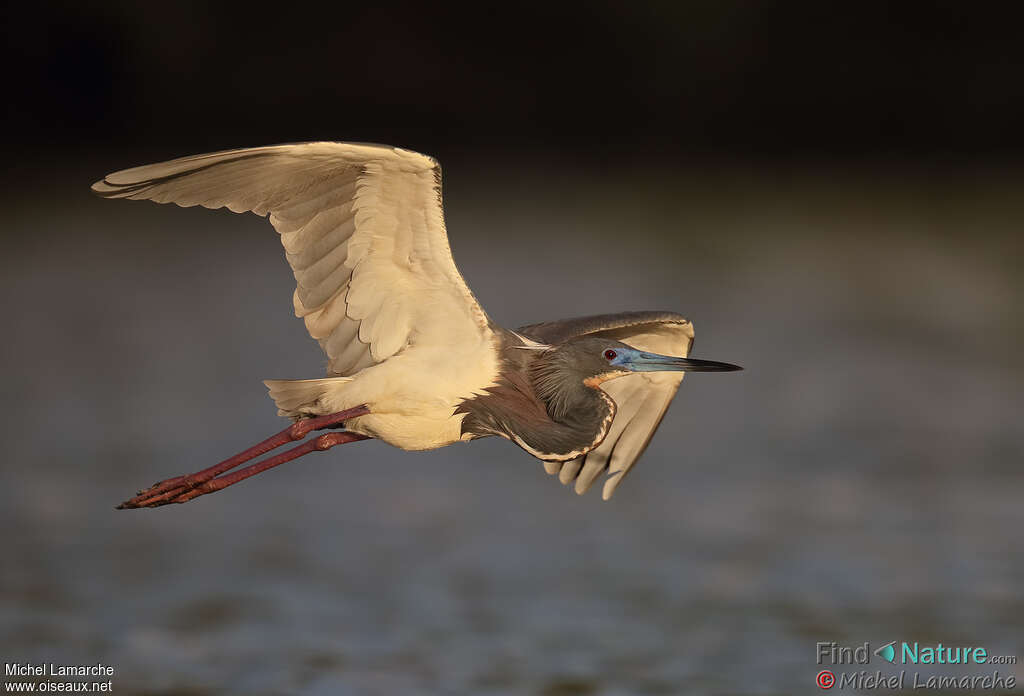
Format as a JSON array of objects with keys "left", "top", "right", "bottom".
[{"left": 263, "top": 377, "right": 352, "bottom": 418}]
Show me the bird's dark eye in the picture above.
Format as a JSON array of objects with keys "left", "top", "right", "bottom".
[{"left": 604, "top": 349, "right": 617, "bottom": 361}]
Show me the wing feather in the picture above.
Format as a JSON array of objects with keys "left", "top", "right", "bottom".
[
  {"left": 517, "top": 311, "right": 694, "bottom": 499},
  {"left": 93, "top": 142, "right": 491, "bottom": 378}
]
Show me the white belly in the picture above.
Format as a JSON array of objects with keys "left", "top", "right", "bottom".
[
  {"left": 347, "top": 411, "right": 468, "bottom": 450},
  {"left": 310, "top": 336, "right": 500, "bottom": 451}
]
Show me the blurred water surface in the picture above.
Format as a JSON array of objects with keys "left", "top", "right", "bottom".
[{"left": 1, "top": 163, "right": 1022, "bottom": 694}]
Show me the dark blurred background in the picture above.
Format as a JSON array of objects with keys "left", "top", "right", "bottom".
[
  {"left": 2, "top": 2, "right": 1022, "bottom": 695},
  {"left": 8, "top": 1, "right": 1024, "bottom": 161}
]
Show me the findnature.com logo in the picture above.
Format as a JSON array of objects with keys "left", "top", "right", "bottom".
[{"left": 815, "top": 641, "right": 1017, "bottom": 690}]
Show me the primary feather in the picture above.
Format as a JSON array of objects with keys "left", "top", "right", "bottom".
[{"left": 93, "top": 142, "right": 490, "bottom": 377}]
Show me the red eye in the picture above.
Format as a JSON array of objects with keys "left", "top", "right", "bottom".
[{"left": 604, "top": 349, "right": 617, "bottom": 360}]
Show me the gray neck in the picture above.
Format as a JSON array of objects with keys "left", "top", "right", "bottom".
[{"left": 457, "top": 335, "right": 615, "bottom": 460}]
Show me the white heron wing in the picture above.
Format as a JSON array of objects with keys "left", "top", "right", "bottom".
[
  {"left": 517, "top": 312, "right": 694, "bottom": 500},
  {"left": 93, "top": 142, "right": 490, "bottom": 376}
]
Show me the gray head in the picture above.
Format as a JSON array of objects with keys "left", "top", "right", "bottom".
[{"left": 529, "top": 337, "right": 740, "bottom": 420}]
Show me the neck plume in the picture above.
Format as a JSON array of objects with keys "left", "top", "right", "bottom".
[
  {"left": 457, "top": 334, "right": 617, "bottom": 461},
  {"left": 529, "top": 348, "right": 597, "bottom": 423}
]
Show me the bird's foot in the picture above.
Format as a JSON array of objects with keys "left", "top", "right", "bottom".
[{"left": 116, "top": 405, "right": 370, "bottom": 509}]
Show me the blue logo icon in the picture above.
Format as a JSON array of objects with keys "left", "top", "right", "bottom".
[{"left": 875, "top": 641, "right": 896, "bottom": 663}]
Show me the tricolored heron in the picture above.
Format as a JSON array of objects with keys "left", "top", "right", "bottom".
[{"left": 92, "top": 143, "right": 740, "bottom": 509}]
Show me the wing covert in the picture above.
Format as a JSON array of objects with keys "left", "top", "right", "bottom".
[{"left": 93, "top": 142, "right": 491, "bottom": 376}]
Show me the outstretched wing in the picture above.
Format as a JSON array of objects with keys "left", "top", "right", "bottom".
[
  {"left": 516, "top": 311, "right": 694, "bottom": 500},
  {"left": 93, "top": 142, "right": 491, "bottom": 376}
]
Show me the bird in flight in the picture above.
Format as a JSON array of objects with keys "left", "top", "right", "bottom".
[{"left": 92, "top": 143, "right": 740, "bottom": 509}]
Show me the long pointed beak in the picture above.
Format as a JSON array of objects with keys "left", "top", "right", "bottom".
[{"left": 628, "top": 351, "right": 742, "bottom": 373}]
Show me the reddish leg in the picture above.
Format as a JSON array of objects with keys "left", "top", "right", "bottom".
[
  {"left": 123, "top": 431, "right": 370, "bottom": 508},
  {"left": 117, "top": 405, "right": 370, "bottom": 509}
]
